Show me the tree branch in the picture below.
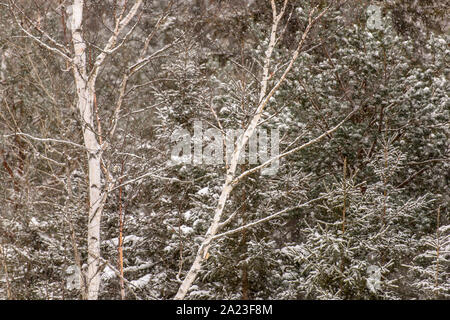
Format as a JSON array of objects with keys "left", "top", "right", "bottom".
[{"left": 213, "top": 196, "right": 326, "bottom": 241}]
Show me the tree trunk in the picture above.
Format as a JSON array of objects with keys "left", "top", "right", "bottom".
[{"left": 71, "top": 0, "right": 103, "bottom": 300}]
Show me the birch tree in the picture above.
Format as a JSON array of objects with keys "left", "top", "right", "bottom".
[
  {"left": 69, "top": 0, "right": 144, "bottom": 300},
  {"left": 5, "top": 0, "right": 175, "bottom": 299},
  {"left": 174, "top": 0, "right": 361, "bottom": 299}
]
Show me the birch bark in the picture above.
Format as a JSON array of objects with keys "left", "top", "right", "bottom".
[
  {"left": 69, "top": 0, "right": 145, "bottom": 299},
  {"left": 70, "top": 0, "right": 104, "bottom": 300}
]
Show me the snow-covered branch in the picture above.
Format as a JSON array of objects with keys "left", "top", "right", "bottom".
[
  {"left": 212, "top": 196, "right": 326, "bottom": 241},
  {"left": 3, "top": 132, "right": 85, "bottom": 150}
]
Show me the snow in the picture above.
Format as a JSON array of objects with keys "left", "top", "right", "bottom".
[
  {"left": 196, "top": 186, "right": 210, "bottom": 196},
  {"left": 180, "top": 225, "right": 194, "bottom": 235},
  {"left": 183, "top": 210, "right": 192, "bottom": 220},
  {"left": 30, "top": 217, "right": 40, "bottom": 228},
  {"left": 101, "top": 265, "right": 116, "bottom": 281},
  {"left": 131, "top": 274, "right": 151, "bottom": 289},
  {"left": 66, "top": 265, "right": 81, "bottom": 290},
  {"left": 366, "top": 265, "right": 382, "bottom": 293},
  {"left": 104, "top": 235, "right": 143, "bottom": 247}
]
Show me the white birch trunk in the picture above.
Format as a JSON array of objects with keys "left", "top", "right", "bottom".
[
  {"left": 174, "top": 1, "right": 285, "bottom": 300},
  {"left": 70, "top": 0, "right": 103, "bottom": 300},
  {"left": 10, "top": 0, "right": 144, "bottom": 300},
  {"left": 0, "top": 49, "right": 7, "bottom": 82},
  {"left": 69, "top": 0, "right": 143, "bottom": 299}
]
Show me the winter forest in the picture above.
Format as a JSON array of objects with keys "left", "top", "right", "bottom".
[{"left": 0, "top": 0, "right": 448, "bottom": 300}]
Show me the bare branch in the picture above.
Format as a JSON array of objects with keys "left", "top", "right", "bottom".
[
  {"left": 213, "top": 196, "right": 326, "bottom": 241},
  {"left": 232, "top": 106, "right": 361, "bottom": 185},
  {"left": 3, "top": 132, "right": 85, "bottom": 150},
  {"left": 89, "top": 0, "right": 143, "bottom": 82},
  {"left": 8, "top": 0, "right": 72, "bottom": 61}
]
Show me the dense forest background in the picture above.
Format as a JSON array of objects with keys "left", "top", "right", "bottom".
[{"left": 0, "top": 0, "right": 448, "bottom": 300}]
